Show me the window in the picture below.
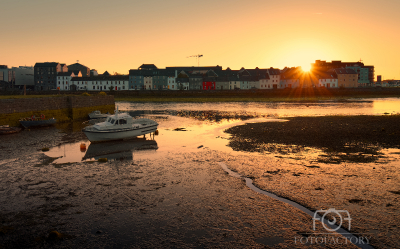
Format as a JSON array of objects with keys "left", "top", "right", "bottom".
[{"left": 93, "top": 86, "right": 95, "bottom": 90}]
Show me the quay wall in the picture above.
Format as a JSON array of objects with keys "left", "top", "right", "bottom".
[{"left": 0, "top": 96, "right": 115, "bottom": 126}]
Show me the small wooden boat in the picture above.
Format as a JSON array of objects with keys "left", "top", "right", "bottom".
[
  {"left": 20, "top": 117, "right": 57, "bottom": 128},
  {"left": 0, "top": 125, "right": 22, "bottom": 135}
]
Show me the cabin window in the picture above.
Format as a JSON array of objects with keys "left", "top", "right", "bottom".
[
  {"left": 110, "top": 119, "right": 115, "bottom": 124},
  {"left": 119, "top": 119, "right": 127, "bottom": 125},
  {"left": 115, "top": 120, "right": 119, "bottom": 125}
]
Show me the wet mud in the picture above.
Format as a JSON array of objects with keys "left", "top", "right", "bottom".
[
  {"left": 1, "top": 114, "right": 399, "bottom": 248},
  {"left": 1, "top": 123, "right": 356, "bottom": 248},
  {"left": 226, "top": 115, "right": 400, "bottom": 163},
  {"left": 225, "top": 115, "right": 400, "bottom": 248}
]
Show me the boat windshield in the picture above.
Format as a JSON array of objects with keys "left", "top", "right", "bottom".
[{"left": 109, "top": 118, "right": 115, "bottom": 124}]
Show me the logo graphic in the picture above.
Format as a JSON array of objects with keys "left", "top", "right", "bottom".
[{"left": 313, "top": 208, "right": 352, "bottom": 232}]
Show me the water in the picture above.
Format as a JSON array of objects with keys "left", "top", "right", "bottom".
[
  {"left": 117, "top": 97, "right": 400, "bottom": 117},
  {"left": 45, "top": 98, "right": 400, "bottom": 163}
]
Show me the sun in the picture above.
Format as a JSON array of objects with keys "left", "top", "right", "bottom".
[{"left": 301, "top": 63, "right": 312, "bottom": 72}]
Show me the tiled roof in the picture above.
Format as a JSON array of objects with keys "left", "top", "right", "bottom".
[
  {"left": 34, "top": 62, "right": 60, "bottom": 67},
  {"left": 138, "top": 64, "right": 158, "bottom": 70},
  {"left": 68, "top": 63, "right": 89, "bottom": 69}
]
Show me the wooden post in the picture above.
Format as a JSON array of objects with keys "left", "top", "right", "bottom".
[{"left": 24, "top": 85, "right": 26, "bottom": 96}]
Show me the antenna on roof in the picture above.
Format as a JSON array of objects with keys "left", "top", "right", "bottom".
[{"left": 187, "top": 54, "right": 203, "bottom": 67}]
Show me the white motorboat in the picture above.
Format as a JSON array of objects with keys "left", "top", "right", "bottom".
[
  {"left": 88, "top": 110, "right": 111, "bottom": 119},
  {"left": 82, "top": 110, "right": 158, "bottom": 142}
]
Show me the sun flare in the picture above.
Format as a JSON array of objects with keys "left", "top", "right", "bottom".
[{"left": 301, "top": 64, "right": 312, "bottom": 72}]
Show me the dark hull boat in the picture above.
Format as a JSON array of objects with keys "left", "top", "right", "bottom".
[
  {"left": 0, "top": 125, "right": 22, "bottom": 135},
  {"left": 20, "top": 118, "right": 57, "bottom": 128}
]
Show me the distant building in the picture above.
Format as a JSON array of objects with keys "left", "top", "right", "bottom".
[
  {"left": 318, "top": 72, "right": 338, "bottom": 88},
  {"left": 34, "top": 62, "right": 68, "bottom": 90},
  {"left": 188, "top": 73, "right": 203, "bottom": 90},
  {"left": 0, "top": 65, "right": 15, "bottom": 86},
  {"left": 215, "top": 76, "right": 229, "bottom": 90},
  {"left": 129, "top": 65, "right": 176, "bottom": 90},
  {"left": 68, "top": 63, "right": 90, "bottom": 77},
  {"left": 176, "top": 77, "right": 189, "bottom": 90},
  {"left": 280, "top": 67, "right": 301, "bottom": 88},
  {"left": 71, "top": 75, "right": 129, "bottom": 91},
  {"left": 57, "top": 71, "right": 82, "bottom": 90},
  {"left": 312, "top": 60, "right": 374, "bottom": 86},
  {"left": 90, "top": 69, "right": 98, "bottom": 76},
  {"left": 334, "top": 68, "right": 358, "bottom": 88},
  {"left": 13, "top": 66, "right": 34, "bottom": 89},
  {"left": 138, "top": 64, "right": 158, "bottom": 70}
]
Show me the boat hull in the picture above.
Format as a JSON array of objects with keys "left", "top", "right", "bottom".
[
  {"left": 83, "top": 124, "right": 158, "bottom": 142},
  {"left": 20, "top": 118, "right": 57, "bottom": 128},
  {"left": 0, "top": 127, "right": 22, "bottom": 135}
]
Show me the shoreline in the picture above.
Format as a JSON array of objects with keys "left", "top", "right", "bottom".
[{"left": 1, "top": 87, "right": 400, "bottom": 103}]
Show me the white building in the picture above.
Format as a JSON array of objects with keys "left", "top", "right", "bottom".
[
  {"left": 72, "top": 75, "right": 129, "bottom": 91},
  {"left": 57, "top": 71, "right": 82, "bottom": 90},
  {"left": 319, "top": 75, "right": 338, "bottom": 88},
  {"left": 259, "top": 68, "right": 280, "bottom": 89},
  {"left": 144, "top": 76, "right": 152, "bottom": 90}
]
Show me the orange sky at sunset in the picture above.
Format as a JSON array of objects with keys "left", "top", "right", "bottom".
[{"left": 2, "top": 0, "right": 400, "bottom": 79}]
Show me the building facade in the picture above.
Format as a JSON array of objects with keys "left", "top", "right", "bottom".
[
  {"left": 57, "top": 71, "right": 82, "bottom": 90},
  {"left": 334, "top": 68, "right": 358, "bottom": 88},
  {"left": 71, "top": 75, "right": 129, "bottom": 91},
  {"left": 34, "top": 62, "right": 68, "bottom": 90}
]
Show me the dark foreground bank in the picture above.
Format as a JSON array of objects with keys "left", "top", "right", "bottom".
[
  {"left": 226, "top": 115, "right": 400, "bottom": 163},
  {"left": 224, "top": 115, "right": 400, "bottom": 248}
]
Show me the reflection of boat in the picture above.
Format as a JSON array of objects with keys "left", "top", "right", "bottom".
[
  {"left": 0, "top": 125, "right": 22, "bottom": 135},
  {"left": 88, "top": 110, "right": 111, "bottom": 119},
  {"left": 20, "top": 118, "right": 57, "bottom": 128},
  {"left": 82, "top": 109, "right": 158, "bottom": 142},
  {"left": 82, "top": 138, "right": 158, "bottom": 160}
]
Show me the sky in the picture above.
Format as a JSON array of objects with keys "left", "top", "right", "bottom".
[{"left": 1, "top": 0, "right": 400, "bottom": 79}]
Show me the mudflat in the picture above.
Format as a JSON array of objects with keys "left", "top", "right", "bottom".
[
  {"left": 0, "top": 126, "right": 350, "bottom": 249},
  {"left": 225, "top": 115, "right": 400, "bottom": 248}
]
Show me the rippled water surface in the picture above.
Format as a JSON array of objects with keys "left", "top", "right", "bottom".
[
  {"left": 46, "top": 98, "right": 400, "bottom": 163},
  {"left": 118, "top": 97, "right": 400, "bottom": 117}
]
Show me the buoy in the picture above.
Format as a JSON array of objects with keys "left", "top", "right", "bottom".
[
  {"left": 80, "top": 143, "right": 86, "bottom": 152},
  {"left": 41, "top": 114, "right": 45, "bottom": 119}
]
